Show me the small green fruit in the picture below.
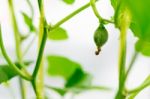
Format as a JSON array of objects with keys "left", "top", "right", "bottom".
[{"left": 94, "top": 24, "right": 108, "bottom": 55}]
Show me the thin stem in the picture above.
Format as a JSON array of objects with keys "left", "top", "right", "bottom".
[
  {"left": 90, "top": 0, "right": 114, "bottom": 23},
  {"left": 125, "top": 52, "right": 138, "bottom": 81},
  {"left": 115, "top": 24, "right": 127, "bottom": 99},
  {"left": 22, "top": 35, "right": 37, "bottom": 57},
  {"left": 128, "top": 75, "right": 150, "bottom": 94},
  {"left": 0, "top": 26, "right": 32, "bottom": 81},
  {"left": 9, "top": 1, "right": 32, "bottom": 99},
  {"left": 31, "top": 0, "right": 46, "bottom": 98},
  {"left": 19, "top": 78, "right": 26, "bottom": 99},
  {"left": 127, "top": 75, "right": 150, "bottom": 99},
  {"left": 51, "top": 2, "right": 96, "bottom": 30},
  {"left": 8, "top": 0, "right": 22, "bottom": 62},
  {"left": 90, "top": 0, "right": 102, "bottom": 22},
  {"left": 50, "top": 1, "right": 113, "bottom": 30},
  {"left": 115, "top": 8, "right": 131, "bottom": 99},
  {"left": 26, "top": 0, "right": 34, "bottom": 18},
  {"left": 32, "top": 23, "right": 47, "bottom": 78}
]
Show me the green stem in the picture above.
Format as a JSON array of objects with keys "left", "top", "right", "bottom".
[
  {"left": 8, "top": 0, "right": 31, "bottom": 73},
  {"left": 115, "top": 24, "right": 127, "bottom": 99},
  {"left": 90, "top": 0, "right": 102, "bottom": 22},
  {"left": 8, "top": 1, "right": 32, "bottom": 99},
  {"left": 127, "top": 75, "right": 150, "bottom": 99},
  {"left": 115, "top": 9, "right": 131, "bottom": 99},
  {"left": 32, "top": 23, "right": 47, "bottom": 78},
  {"left": 90, "top": 0, "right": 114, "bottom": 23},
  {"left": 51, "top": 2, "right": 91, "bottom": 29},
  {"left": 128, "top": 75, "right": 150, "bottom": 97},
  {"left": 32, "top": 0, "right": 46, "bottom": 98},
  {"left": 8, "top": 0, "right": 22, "bottom": 62},
  {"left": 124, "top": 52, "right": 138, "bottom": 82},
  {"left": 19, "top": 78, "right": 26, "bottom": 99},
  {"left": 50, "top": 1, "right": 112, "bottom": 30},
  {"left": 0, "top": 26, "right": 32, "bottom": 80},
  {"left": 22, "top": 35, "right": 37, "bottom": 57},
  {"left": 32, "top": 21, "right": 47, "bottom": 99},
  {"left": 26, "top": 0, "right": 34, "bottom": 18}
]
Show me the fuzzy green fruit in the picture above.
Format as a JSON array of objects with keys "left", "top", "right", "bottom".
[{"left": 94, "top": 24, "right": 108, "bottom": 55}]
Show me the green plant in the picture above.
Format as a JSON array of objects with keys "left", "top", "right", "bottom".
[{"left": 0, "top": 0, "right": 150, "bottom": 99}]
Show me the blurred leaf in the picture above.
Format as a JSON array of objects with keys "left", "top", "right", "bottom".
[
  {"left": 65, "top": 73, "right": 94, "bottom": 94},
  {"left": 110, "top": 0, "right": 150, "bottom": 56},
  {"left": 110, "top": 0, "right": 118, "bottom": 10},
  {"left": 38, "top": 0, "right": 42, "bottom": 11},
  {"left": 52, "top": 88, "right": 67, "bottom": 96},
  {"left": 65, "top": 72, "right": 92, "bottom": 88},
  {"left": 68, "top": 85, "right": 111, "bottom": 94},
  {"left": 45, "top": 85, "right": 110, "bottom": 96},
  {"left": 48, "top": 27, "right": 68, "bottom": 40},
  {"left": 124, "top": 0, "right": 150, "bottom": 41},
  {"left": 0, "top": 66, "right": 17, "bottom": 84},
  {"left": 22, "top": 12, "right": 35, "bottom": 32},
  {"left": 75, "top": 86, "right": 111, "bottom": 91},
  {"left": 46, "top": 55, "right": 110, "bottom": 96},
  {"left": 63, "top": 0, "right": 75, "bottom": 4},
  {"left": 47, "top": 55, "right": 82, "bottom": 80},
  {"left": 45, "top": 85, "right": 67, "bottom": 96},
  {"left": 135, "top": 40, "right": 150, "bottom": 56},
  {"left": 0, "top": 61, "right": 33, "bottom": 84}
]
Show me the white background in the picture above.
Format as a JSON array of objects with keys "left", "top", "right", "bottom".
[{"left": 0, "top": 0, "right": 150, "bottom": 99}]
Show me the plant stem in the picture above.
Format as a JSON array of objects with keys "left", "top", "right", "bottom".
[
  {"left": 50, "top": 1, "right": 112, "bottom": 30},
  {"left": 8, "top": 0, "right": 22, "bottom": 62},
  {"left": 32, "top": 21, "right": 47, "bottom": 99},
  {"left": 32, "top": 26, "right": 47, "bottom": 78},
  {"left": 51, "top": 2, "right": 91, "bottom": 29},
  {"left": 115, "top": 23, "right": 127, "bottom": 99},
  {"left": 22, "top": 35, "right": 37, "bottom": 57},
  {"left": 90, "top": 0, "right": 114, "bottom": 23},
  {"left": 8, "top": 0, "right": 31, "bottom": 74},
  {"left": 26, "top": 0, "right": 34, "bottom": 18},
  {"left": 115, "top": 9, "right": 131, "bottom": 99},
  {"left": 19, "top": 78, "right": 26, "bottom": 99},
  {"left": 0, "top": 26, "right": 32, "bottom": 80},
  {"left": 32, "top": 0, "right": 47, "bottom": 98},
  {"left": 90, "top": 0, "right": 102, "bottom": 21},
  {"left": 128, "top": 75, "right": 150, "bottom": 96},
  {"left": 8, "top": 0, "right": 33, "bottom": 99},
  {"left": 127, "top": 75, "right": 150, "bottom": 99},
  {"left": 124, "top": 52, "right": 138, "bottom": 82}
]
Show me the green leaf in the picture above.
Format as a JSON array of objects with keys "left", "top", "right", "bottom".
[
  {"left": 47, "top": 55, "right": 82, "bottom": 80},
  {"left": 46, "top": 55, "right": 109, "bottom": 95},
  {"left": 45, "top": 84, "right": 110, "bottom": 96},
  {"left": 0, "top": 61, "right": 33, "bottom": 84},
  {"left": 65, "top": 73, "right": 110, "bottom": 94},
  {"left": 52, "top": 88, "right": 67, "bottom": 96},
  {"left": 110, "top": 0, "right": 150, "bottom": 56},
  {"left": 110, "top": 0, "right": 118, "bottom": 10},
  {"left": 127, "top": 0, "right": 150, "bottom": 56},
  {"left": 22, "top": 12, "right": 35, "bottom": 32},
  {"left": 135, "top": 40, "right": 150, "bottom": 56},
  {"left": 45, "top": 85, "right": 67, "bottom": 96},
  {"left": 63, "top": 0, "right": 75, "bottom": 4},
  {"left": 0, "top": 66, "right": 17, "bottom": 83},
  {"left": 48, "top": 27, "right": 68, "bottom": 40},
  {"left": 65, "top": 72, "right": 92, "bottom": 88},
  {"left": 124, "top": 0, "right": 150, "bottom": 41},
  {"left": 68, "top": 85, "right": 111, "bottom": 94}
]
